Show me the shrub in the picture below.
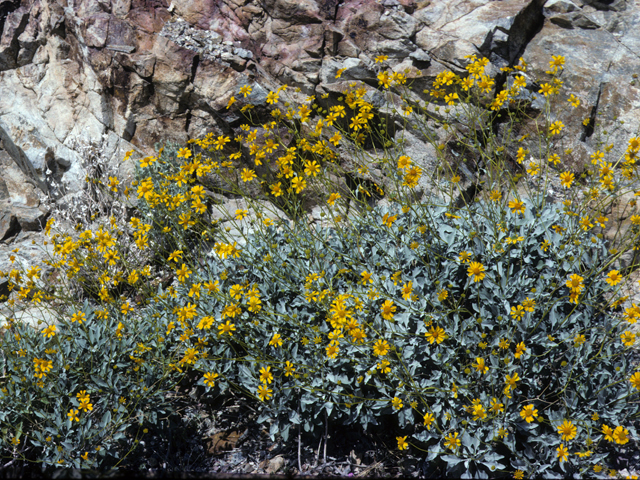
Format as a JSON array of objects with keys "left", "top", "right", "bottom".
[{"left": 1, "top": 53, "right": 640, "bottom": 478}]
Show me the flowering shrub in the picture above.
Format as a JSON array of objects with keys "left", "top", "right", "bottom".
[{"left": 1, "top": 54, "right": 640, "bottom": 477}]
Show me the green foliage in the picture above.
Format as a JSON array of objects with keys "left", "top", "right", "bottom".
[
  {"left": 147, "top": 197, "right": 639, "bottom": 478},
  {"left": 1, "top": 53, "right": 640, "bottom": 478},
  {"left": 0, "top": 299, "right": 184, "bottom": 469}
]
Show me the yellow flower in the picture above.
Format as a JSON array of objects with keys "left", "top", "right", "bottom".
[
  {"left": 304, "top": 160, "right": 320, "bottom": 177},
  {"left": 559, "top": 171, "right": 574, "bottom": 188},
  {"left": 239, "top": 85, "right": 252, "bottom": 97},
  {"left": 508, "top": 198, "right": 525, "bottom": 215},
  {"left": 382, "top": 213, "right": 397, "bottom": 228},
  {"left": 458, "top": 251, "right": 471, "bottom": 263},
  {"left": 259, "top": 366, "right": 273, "bottom": 384},
  {"left": 568, "top": 93, "right": 580, "bottom": 107},
  {"left": 168, "top": 250, "right": 182, "bottom": 262},
  {"left": 67, "top": 409, "right": 80, "bottom": 422},
  {"left": 266, "top": 90, "right": 279, "bottom": 104},
  {"left": 556, "top": 444, "right": 569, "bottom": 463},
  {"left": 396, "top": 155, "right": 412, "bottom": 171},
  {"left": 574, "top": 334, "right": 586, "bottom": 346},
  {"left": 490, "top": 398, "right": 504, "bottom": 414},
  {"left": 602, "top": 424, "right": 615, "bottom": 442},
  {"left": 396, "top": 436, "right": 408, "bottom": 450},
  {"left": 557, "top": 420, "right": 577, "bottom": 441},
  {"left": 520, "top": 404, "right": 538, "bottom": 423},
  {"left": 176, "top": 264, "right": 192, "bottom": 283},
  {"left": 335, "top": 67, "right": 347, "bottom": 79},
  {"left": 510, "top": 304, "right": 525, "bottom": 321},
  {"left": 606, "top": 270, "right": 623, "bottom": 286},
  {"left": 548, "top": 153, "right": 561, "bottom": 166},
  {"left": 377, "top": 359, "right": 391, "bottom": 374},
  {"left": 284, "top": 361, "right": 296, "bottom": 377},
  {"left": 392, "top": 397, "right": 403, "bottom": 410},
  {"left": 522, "top": 297, "right": 536, "bottom": 312},
  {"left": 377, "top": 70, "right": 392, "bottom": 88},
  {"left": 218, "top": 320, "right": 236, "bottom": 336},
  {"left": 513, "top": 74, "right": 527, "bottom": 89},
  {"left": 489, "top": 189, "right": 502, "bottom": 201},
  {"left": 539, "top": 83, "right": 554, "bottom": 96},
  {"left": 574, "top": 450, "right": 592, "bottom": 458},
  {"left": 437, "top": 289, "right": 448, "bottom": 301},
  {"left": 78, "top": 398, "right": 93, "bottom": 413},
  {"left": 514, "top": 469, "right": 524, "bottom": 479},
  {"left": 257, "top": 384, "right": 272, "bottom": 401},
  {"left": 177, "top": 147, "right": 192, "bottom": 159},
  {"left": 380, "top": 299, "right": 396, "bottom": 320},
  {"left": 505, "top": 372, "right": 520, "bottom": 389},
  {"left": 401, "top": 281, "right": 413, "bottom": 301},
  {"left": 179, "top": 347, "right": 199, "bottom": 365},
  {"left": 444, "top": 431, "right": 461, "bottom": 451},
  {"left": 120, "top": 301, "right": 133, "bottom": 315},
  {"left": 269, "top": 333, "right": 283, "bottom": 348},
  {"left": 550, "top": 55, "right": 565, "bottom": 69},
  {"left": 213, "top": 135, "right": 230, "bottom": 150},
  {"left": 375, "top": 55, "right": 388, "bottom": 63},
  {"left": 291, "top": 176, "right": 307, "bottom": 194},
  {"left": 613, "top": 426, "right": 630, "bottom": 444},
  {"left": 424, "top": 325, "right": 447, "bottom": 344},
  {"left": 270, "top": 182, "right": 283, "bottom": 197},
  {"left": 549, "top": 121, "right": 564, "bottom": 135},
  {"left": 467, "top": 262, "right": 486, "bottom": 283},
  {"left": 472, "top": 404, "right": 487, "bottom": 421},
  {"left": 327, "top": 192, "right": 341, "bottom": 206},
  {"left": 42, "top": 325, "right": 56, "bottom": 338},
  {"left": 373, "top": 339, "right": 390, "bottom": 356},
  {"left": 621, "top": 331, "right": 636, "bottom": 347},
  {"left": 361, "top": 270, "right": 373, "bottom": 285},
  {"left": 326, "top": 343, "right": 339, "bottom": 359},
  {"left": 444, "top": 93, "right": 459, "bottom": 105},
  {"left": 473, "top": 357, "right": 489, "bottom": 374},
  {"left": 235, "top": 209, "right": 249, "bottom": 220},
  {"left": 71, "top": 312, "right": 86, "bottom": 324},
  {"left": 240, "top": 168, "right": 256, "bottom": 182},
  {"left": 76, "top": 390, "right": 90, "bottom": 403},
  {"left": 629, "top": 372, "right": 640, "bottom": 389},
  {"left": 516, "top": 147, "right": 528, "bottom": 163},
  {"left": 566, "top": 273, "right": 584, "bottom": 293},
  {"left": 423, "top": 412, "right": 435, "bottom": 429}
]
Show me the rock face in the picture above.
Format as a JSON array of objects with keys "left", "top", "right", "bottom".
[
  {"left": 0, "top": 0, "right": 638, "bottom": 190},
  {"left": 0, "top": 0, "right": 639, "bottom": 292}
]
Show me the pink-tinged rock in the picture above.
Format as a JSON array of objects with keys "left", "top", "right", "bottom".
[
  {"left": 131, "top": 114, "right": 189, "bottom": 151},
  {"left": 75, "top": 0, "right": 111, "bottom": 18},
  {"left": 191, "top": 57, "right": 245, "bottom": 111},
  {"left": 17, "top": 5, "right": 44, "bottom": 66},
  {"left": 113, "top": 0, "right": 132, "bottom": 16},
  {"left": 115, "top": 52, "right": 156, "bottom": 78},
  {"left": 170, "top": 0, "right": 219, "bottom": 30},
  {"left": 84, "top": 12, "right": 110, "bottom": 48},
  {"left": 261, "top": 0, "right": 327, "bottom": 23},
  {"left": 0, "top": 5, "right": 28, "bottom": 70},
  {"left": 151, "top": 35, "right": 196, "bottom": 100},
  {"left": 106, "top": 16, "right": 136, "bottom": 46},
  {"left": 336, "top": 0, "right": 384, "bottom": 35},
  {"left": 126, "top": 6, "right": 170, "bottom": 34}
]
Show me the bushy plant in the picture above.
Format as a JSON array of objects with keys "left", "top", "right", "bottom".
[{"left": 1, "top": 53, "right": 640, "bottom": 478}]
